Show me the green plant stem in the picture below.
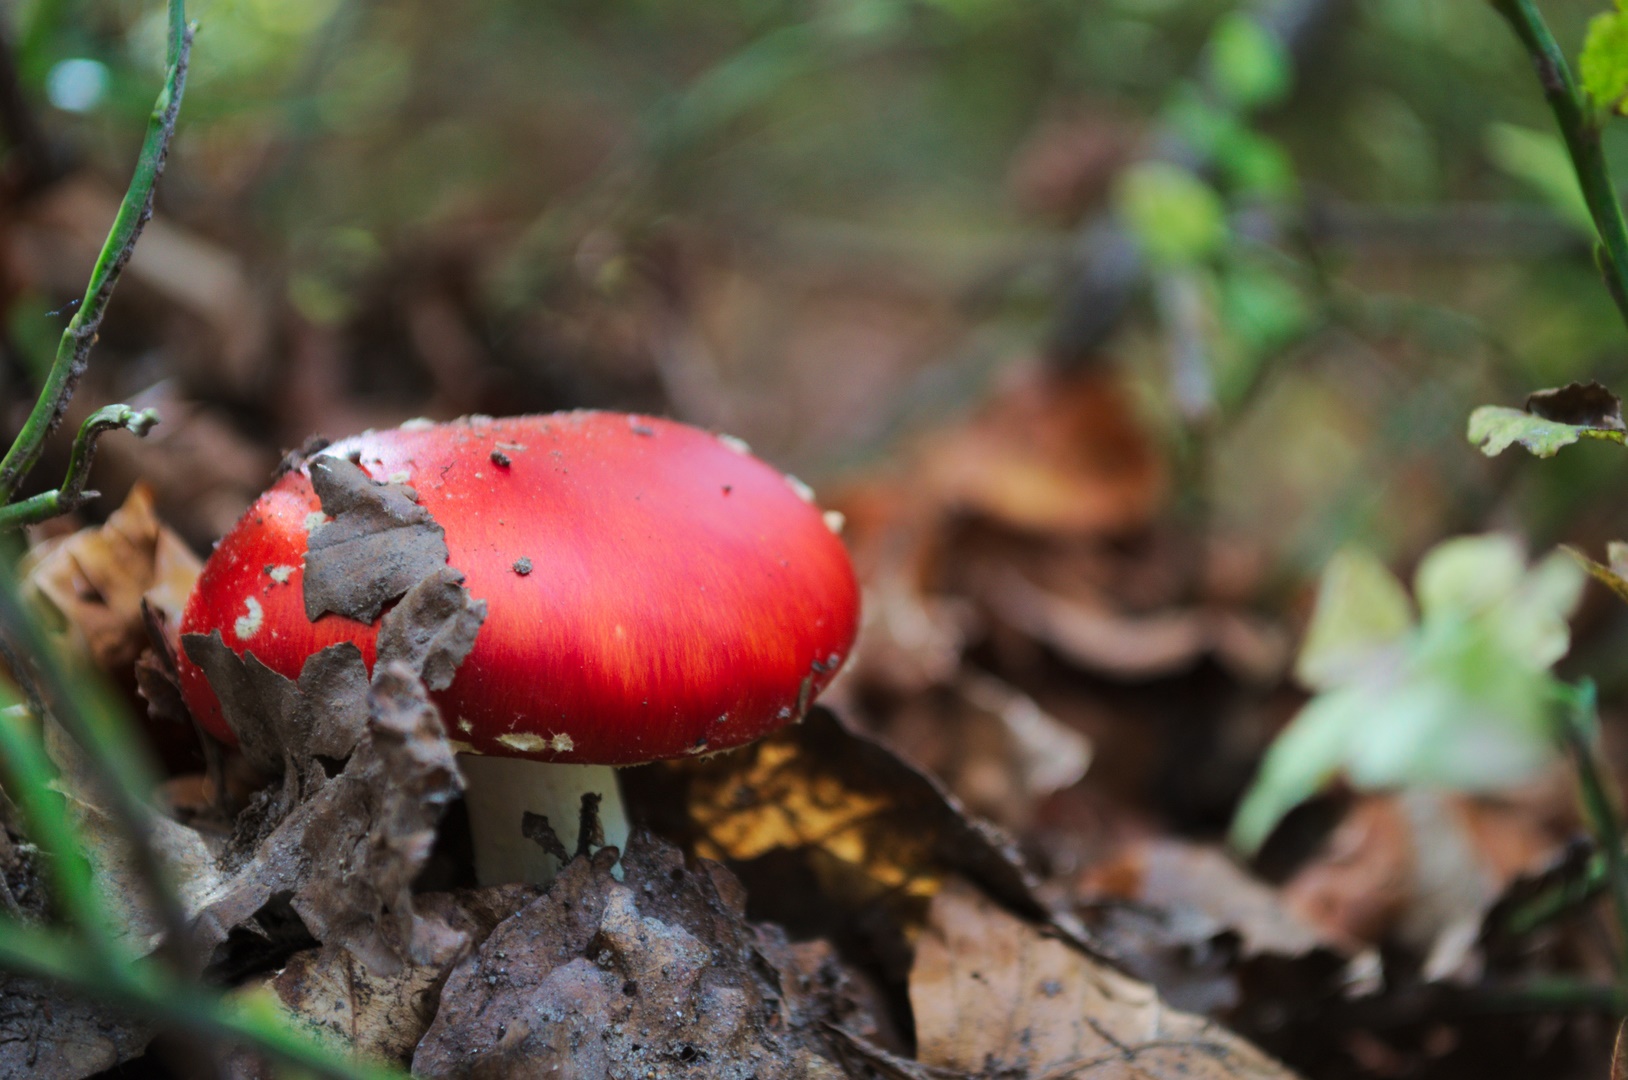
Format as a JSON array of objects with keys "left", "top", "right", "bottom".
[
  {"left": 1489, "top": 0, "right": 1628, "bottom": 334},
  {"left": 0, "top": 407, "right": 160, "bottom": 532},
  {"left": 0, "top": 920, "right": 406, "bottom": 1080},
  {"left": 1500, "top": 849, "right": 1606, "bottom": 937},
  {"left": 0, "top": 678, "right": 121, "bottom": 957},
  {"left": 0, "top": 2, "right": 191, "bottom": 508},
  {"left": 1559, "top": 681, "right": 1628, "bottom": 985}
]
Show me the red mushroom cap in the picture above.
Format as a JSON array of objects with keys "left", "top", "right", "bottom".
[{"left": 176, "top": 412, "right": 860, "bottom": 765}]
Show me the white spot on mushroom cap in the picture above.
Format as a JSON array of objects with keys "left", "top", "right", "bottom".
[
  {"left": 447, "top": 739, "right": 477, "bottom": 755},
  {"left": 717, "top": 433, "right": 751, "bottom": 455},
  {"left": 387, "top": 470, "right": 411, "bottom": 485},
  {"left": 303, "top": 511, "right": 329, "bottom": 534},
  {"left": 823, "top": 510, "right": 845, "bottom": 535},
  {"left": 495, "top": 731, "right": 576, "bottom": 754},
  {"left": 234, "top": 597, "right": 263, "bottom": 641},
  {"left": 266, "top": 564, "right": 296, "bottom": 584},
  {"left": 399, "top": 417, "right": 436, "bottom": 431},
  {"left": 784, "top": 474, "right": 816, "bottom": 503}
]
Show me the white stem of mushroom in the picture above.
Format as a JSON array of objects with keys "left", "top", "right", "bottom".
[{"left": 456, "top": 755, "right": 630, "bottom": 886}]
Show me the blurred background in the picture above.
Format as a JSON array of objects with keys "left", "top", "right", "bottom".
[{"left": 10, "top": 1, "right": 1628, "bottom": 1074}]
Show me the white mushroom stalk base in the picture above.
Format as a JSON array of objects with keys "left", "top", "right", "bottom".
[{"left": 456, "top": 754, "right": 630, "bottom": 886}]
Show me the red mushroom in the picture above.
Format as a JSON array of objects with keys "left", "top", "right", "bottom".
[{"left": 176, "top": 412, "right": 860, "bottom": 884}]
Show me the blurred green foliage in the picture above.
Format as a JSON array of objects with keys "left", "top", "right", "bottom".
[
  {"left": 6, "top": 0, "right": 1628, "bottom": 573},
  {"left": 1233, "top": 538, "right": 1586, "bottom": 853}
]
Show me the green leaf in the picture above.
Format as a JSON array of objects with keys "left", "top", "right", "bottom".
[
  {"left": 1483, "top": 122, "right": 1592, "bottom": 230},
  {"left": 1209, "top": 13, "right": 1290, "bottom": 110},
  {"left": 1216, "top": 128, "right": 1298, "bottom": 198},
  {"left": 1294, "top": 548, "right": 1412, "bottom": 690},
  {"left": 1582, "top": 9, "right": 1628, "bottom": 114},
  {"left": 1467, "top": 405, "right": 1628, "bottom": 458},
  {"left": 1115, "top": 162, "right": 1228, "bottom": 266},
  {"left": 1232, "top": 537, "right": 1577, "bottom": 854},
  {"left": 1413, "top": 533, "right": 1527, "bottom": 620},
  {"left": 1230, "top": 684, "right": 1366, "bottom": 855}
]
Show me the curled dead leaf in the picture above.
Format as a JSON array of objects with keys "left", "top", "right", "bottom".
[
  {"left": 20, "top": 484, "right": 200, "bottom": 676},
  {"left": 627, "top": 706, "right": 1074, "bottom": 960}
]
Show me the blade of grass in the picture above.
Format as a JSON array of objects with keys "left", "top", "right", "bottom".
[
  {"left": 0, "top": 918, "right": 407, "bottom": 1080},
  {"left": 0, "top": 678, "right": 120, "bottom": 958}
]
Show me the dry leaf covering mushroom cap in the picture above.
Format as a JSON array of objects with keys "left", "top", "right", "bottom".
[{"left": 175, "top": 412, "right": 860, "bottom": 765}]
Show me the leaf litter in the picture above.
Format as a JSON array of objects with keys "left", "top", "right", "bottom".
[{"left": 3, "top": 391, "right": 1357, "bottom": 1080}]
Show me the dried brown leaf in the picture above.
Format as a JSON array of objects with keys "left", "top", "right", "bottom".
[
  {"left": 628, "top": 706, "right": 1073, "bottom": 954},
  {"left": 910, "top": 879, "right": 1301, "bottom": 1080},
  {"left": 181, "top": 634, "right": 369, "bottom": 805},
  {"left": 1524, "top": 381, "right": 1626, "bottom": 430},
  {"left": 1283, "top": 792, "right": 1559, "bottom": 979},
  {"left": 193, "top": 661, "right": 465, "bottom": 975},
  {"left": 21, "top": 484, "right": 201, "bottom": 675},
  {"left": 414, "top": 834, "right": 850, "bottom": 1079},
  {"left": 1079, "top": 840, "right": 1331, "bottom": 961},
  {"left": 373, "top": 566, "right": 487, "bottom": 692},
  {"left": 241, "top": 886, "right": 535, "bottom": 1068},
  {"left": 918, "top": 369, "right": 1166, "bottom": 538},
  {"left": 303, "top": 456, "right": 449, "bottom": 623}
]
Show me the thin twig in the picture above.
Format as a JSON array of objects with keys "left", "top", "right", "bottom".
[
  {"left": 1489, "top": 0, "right": 1628, "bottom": 335},
  {"left": 0, "top": 3, "right": 191, "bottom": 507},
  {"left": 0, "top": 407, "right": 160, "bottom": 532}
]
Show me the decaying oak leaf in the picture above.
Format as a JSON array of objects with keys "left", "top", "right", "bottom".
[
  {"left": 303, "top": 456, "right": 450, "bottom": 623},
  {"left": 0, "top": 976, "right": 155, "bottom": 1080},
  {"left": 20, "top": 484, "right": 201, "bottom": 675},
  {"left": 193, "top": 662, "right": 465, "bottom": 975},
  {"left": 232, "top": 886, "right": 536, "bottom": 1070},
  {"left": 909, "top": 879, "right": 1301, "bottom": 1080},
  {"left": 414, "top": 834, "right": 852, "bottom": 1079},
  {"left": 627, "top": 706, "right": 1072, "bottom": 958},
  {"left": 181, "top": 635, "right": 370, "bottom": 813},
  {"left": 180, "top": 453, "right": 486, "bottom": 974}
]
